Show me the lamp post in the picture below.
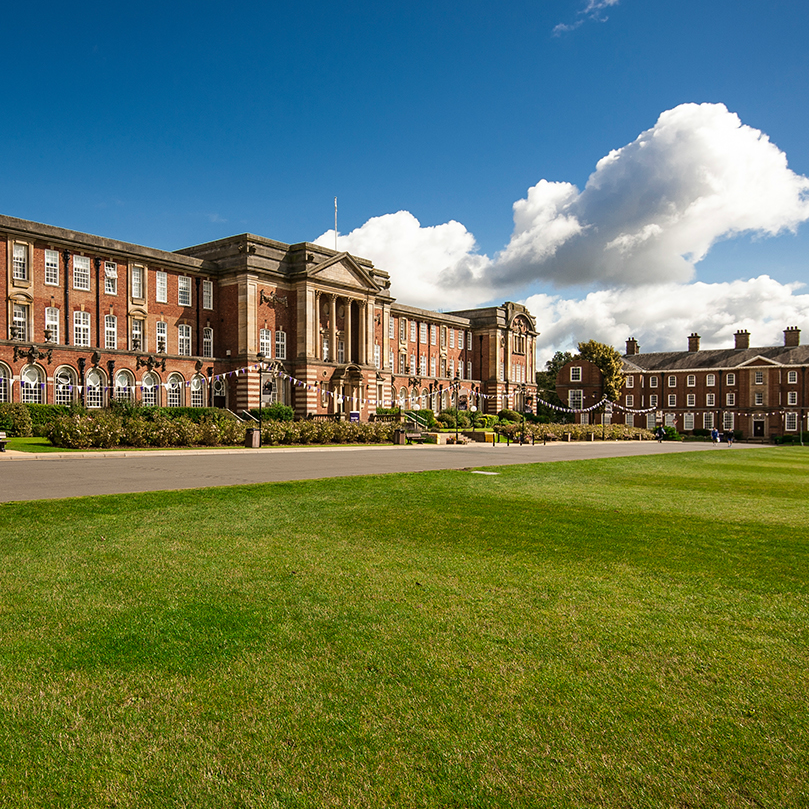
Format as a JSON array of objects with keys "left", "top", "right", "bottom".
[
  {"left": 256, "top": 352, "right": 266, "bottom": 447},
  {"left": 519, "top": 383, "right": 528, "bottom": 444},
  {"left": 454, "top": 373, "right": 461, "bottom": 444}
]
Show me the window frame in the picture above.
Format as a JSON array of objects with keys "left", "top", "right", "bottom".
[
  {"left": 105, "top": 315, "right": 117, "bottom": 350},
  {"left": 44, "top": 249, "right": 60, "bottom": 286},
  {"left": 202, "top": 280, "right": 213, "bottom": 310},
  {"left": 73, "top": 310, "right": 91, "bottom": 347},
  {"left": 73, "top": 255, "right": 91, "bottom": 291},
  {"left": 178, "top": 324, "right": 192, "bottom": 356},
  {"left": 178, "top": 276, "right": 192, "bottom": 307},
  {"left": 155, "top": 271, "right": 168, "bottom": 303}
]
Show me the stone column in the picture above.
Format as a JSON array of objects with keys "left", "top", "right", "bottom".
[
  {"left": 329, "top": 295, "right": 337, "bottom": 362},
  {"left": 358, "top": 301, "right": 367, "bottom": 364},
  {"left": 313, "top": 290, "right": 321, "bottom": 359},
  {"left": 345, "top": 299, "right": 352, "bottom": 363}
]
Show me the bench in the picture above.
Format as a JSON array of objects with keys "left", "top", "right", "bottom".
[
  {"left": 405, "top": 432, "right": 426, "bottom": 444},
  {"left": 0, "top": 432, "right": 7, "bottom": 452}
]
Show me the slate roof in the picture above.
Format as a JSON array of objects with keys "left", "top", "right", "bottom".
[{"left": 622, "top": 345, "right": 809, "bottom": 372}]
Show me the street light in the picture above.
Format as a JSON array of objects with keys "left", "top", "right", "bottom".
[{"left": 454, "top": 374, "right": 461, "bottom": 444}]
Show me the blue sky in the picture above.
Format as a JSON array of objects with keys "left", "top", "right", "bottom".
[{"left": 3, "top": 0, "right": 809, "bottom": 358}]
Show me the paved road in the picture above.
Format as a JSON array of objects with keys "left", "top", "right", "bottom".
[{"left": 0, "top": 440, "right": 764, "bottom": 503}]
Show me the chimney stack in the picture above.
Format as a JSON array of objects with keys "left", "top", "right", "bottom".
[
  {"left": 784, "top": 326, "right": 801, "bottom": 347},
  {"left": 734, "top": 330, "right": 750, "bottom": 350},
  {"left": 625, "top": 337, "right": 639, "bottom": 356},
  {"left": 687, "top": 332, "right": 701, "bottom": 352}
]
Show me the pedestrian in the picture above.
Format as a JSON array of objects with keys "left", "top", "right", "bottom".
[
  {"left": 727, "top": 430, "right": 734, "bottom": 447},
  {"left": 711, "top": 427, "right": 719, "bottom": 445},
  {"left": 655, "top": 425, "right": 665, "bottom": 443}
]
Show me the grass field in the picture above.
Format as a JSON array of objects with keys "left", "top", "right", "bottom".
[{"left": 1, "top": 448, "right": 807, "bottom": 808}]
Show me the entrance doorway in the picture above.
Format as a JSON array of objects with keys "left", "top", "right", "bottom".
[{"left": 753, "top": 420, "right": 765, "bottom": 437}]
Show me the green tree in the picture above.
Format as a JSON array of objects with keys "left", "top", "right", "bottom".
[{"left": 577, "top": 340, "right": 625, "bottom": 401}]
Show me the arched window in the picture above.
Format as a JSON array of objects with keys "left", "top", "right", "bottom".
[
  {"left": 142, "top": 372, "right": 159, "bottom": 407},
  {"left": 398, "top": 387, "right": 407, "bottom": 408},
  {"left": 420, "top": 388, "right": 428, "bottom": 409},
  {"left": 0, "top": 363, "right": 11, "bottom": 403},
  {"left": 115, "top": 370, "right": 135, "bottom": 403},
  {"left": 54, "top": 366, "right": 78, "bottom": 405},
  {"left": 85, "top": 369, "right": 104, "bottom": 409},
  {"left": 166, "top": 373, "right": 183, "bottom": 407},
  {"left": 21, "top": 365, "right": 43, "bottom": 404},
  {"left": 190, "top": 375, "right": 205, "bottom": 407}
]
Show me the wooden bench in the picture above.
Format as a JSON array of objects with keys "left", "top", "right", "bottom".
[
  {"left": 0, "top": 432, "right": 7, "bottom": 452},
  {"left": 405, "top": 432, "right": 426, "bottom": 444}
]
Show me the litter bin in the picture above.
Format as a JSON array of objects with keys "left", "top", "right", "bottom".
[
  {"left": 393, "top": 428, "right": 406, "bottom": 445},
  {"left": 245, "top": 428, "right": 260, "bottom": 448}
]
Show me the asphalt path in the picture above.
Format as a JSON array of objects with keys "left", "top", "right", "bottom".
[{"left": 0, "top": 440, "right": 764, "bottom": 503}]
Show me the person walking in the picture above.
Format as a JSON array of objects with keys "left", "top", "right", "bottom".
[
  {"left": 655, "top": 425, "right": 665, "bottom": 443},
  {"left": 711, "top": 427, "right": 719, "bottom": 446}
]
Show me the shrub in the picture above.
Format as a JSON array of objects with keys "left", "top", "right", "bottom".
[
  {"left": 25, "top": 404, "right": 71, "bottom": 436},
  {"left": 497, "top": 409, "right": 522, "bottom": 424},
  {"left": 0, "top": 403, "right": 33, "bottom": 437}
]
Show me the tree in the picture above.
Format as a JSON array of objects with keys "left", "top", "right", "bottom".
[
  {"left": 535, "top": 350, "right": 574, "bottom": 422},
  {"left": 576, "top": 340, "right": 625, "bottom": 401}
]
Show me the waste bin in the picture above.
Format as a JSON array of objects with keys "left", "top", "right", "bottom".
[
  {"left": 393, "top": 428, "right": 406, "bottom": 445},
  {"left": 245, "top": 428, "right": 260, "bottom": 448}
]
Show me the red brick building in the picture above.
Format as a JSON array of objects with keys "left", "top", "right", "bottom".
[
  {"left": 2, "top": 214, "right": 538, "bottom": 418},
  {"left": 556, "top": 331, "right": 809, "bottom": 438}
]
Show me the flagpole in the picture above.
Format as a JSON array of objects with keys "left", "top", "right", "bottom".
[{"left": 334, "top": 197, "right": 338, "bottom": 251}]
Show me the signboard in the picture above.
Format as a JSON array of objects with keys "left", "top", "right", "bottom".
[{"left": 349, "top": 411, "right": 360, "bottom": 423}]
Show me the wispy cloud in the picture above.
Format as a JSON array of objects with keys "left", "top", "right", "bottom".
[{"left": 553, "top": 0, "right": 620, "bottom": 36}]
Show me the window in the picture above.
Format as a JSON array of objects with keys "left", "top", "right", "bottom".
[
  {"left": 649, "top": 376, "right": 658, "bottom": 388},
  {"left": 203, "top": 327, "right": 213, "bottom": 358},
  {"left": 322, "top": 336, "right": 330, "bottom": 361},
  {"left": 569, "top": 390, "right": 583, "bottom": 409},
  {"left": 85, "top": 369, "right": 103, "bottom": 409},
  {"left": 203, "top": 280, "right": 213, "bottom": 310},
  {"left": 389, "top": 318, "right": 395, "bottom": 340},
  {"left": 141, "top": 372, "right": 158, "bottom": 406},
  {"left": 625, "top": 376, "right": 634, "bottom": 388},
  {"left": 337, "top": 340, "right": 345, "bottom": 363},
  {"left": 467, "top": 361, "right": 472, "bottom": 379},
  {"left": 7, "top": 304, "right": 23, "bottom": 342},
  {"left": 449, "top": 358, "right": 455, "bottom": 378},
  {"left": 668, "top": 375, "right": 676, "bottom": 387},
  {"left": 787, "top": 391, "right": 797, "bottom": 405},
  {"left": 45, "top": 250, "right": 59, "bottom": 285},
  {"left": 115, "top": 371, "right": 134, "bottom": 403},
  {"left": 178, "top": 276, "right": 191, "bottom": 307},
  {"left": 20, "top": 365, "right": 43, "bottom": 404},
  {"left": 45, "top": 307, "right": 59, "bottom": 344},
  {"left": 410, "top": 321, "right": 417, "bottom": 342},
  {"left": 723, "top": 412, "right": 734, "bottom": 431},
  {"left": 430, "top": 356, "right": 436, "bottom": 377},
  {"left": 409, "top": 354, "right": 416, "bottom": 374},
  {"left": 626, "top": 394, "right": 634, "bottom": 407},
  {"left": 687, "top": 375, "right": 696, "bottom": 387},
  {"left": 570, "top": 366, "right": 582, "bottom": 382},
  {"left": 458, "top": 330, "right": 464, "bottom": 350},
  {"left": 726, "top": 393, "right": 735, "bottom": 406},
  {"left": 399, "top": 353, "right": 406, "bottom": 374},
  {"left": 178, "top": 324, "right": 192, "bottom": 356},
  {"left": 131, "top": 319, "right": 144, "bottom": 351},
  {"left": 668, "top": 394, "right": 676, "bottom": 407},
  {"left": 684, "top": 413, "right": 694, "bottom": 431},
  {"left": 73, "top": 256, "right": 91, "bottom": 290},
  {"left": 703, "top": 412, "right": 714, "bottom": 429},
  {"left": 706, "top": 393, "right": 715, "bottom": 406},
  {"left": 458, "top": 361, "right": 463, "bottom": 380},
  {"left": 12, "top": 243, "right": 28, "bottom": 280},
  {"left": 726, "top": 373, "right": 736, "bottom": 386},
  {"left": 755, "top": 370, "right": 764, "bottom": 385},
  {"left": 649, "top": 394, "right": 658, "bottom": 407},
  {"left": 104, "top": 262, "right": 117, "bottom": 295},
  {"left": 467, "top": 331, "right": 472, "bottom": 349},
  {"left": 190, "top": 376, "right": 205, "bottom": 407},
  {"left": 449, "top": 329, "right": 455, "bottom": 348},
  {"left": 420, "top": 323, "right": 427, "bottom": 344},
  {"left": 787, "top": 370, "right": 798, "bottom": 384},
  {"left": 55, "top": 367, "right": 76, "bottom": 405},
  {"left": 687, "top": 393, "right": 695, "bottom": 407},
  {"left": 706, "top": 374, "right": 716, "bottom": 386},
  {"left": 625, "top": 413, "right": 634, "bottom": 427},
  {"left": 374, "top": 344, "right": 381, "bottom": 369},
  {"left": 73, "top": 311, "right": 90, "bottom": 347},
  {"left": 433, "top": 325, "right": 439, "bottom": 347},
  {"left": 754, "top": 392, "right": 764, "bottom": 406},
  {"left": 131, "top": 266, "right": 144, "bottom": 299},
  {"left": 399, "top": 318, "right": 406, "bottom": 342},
  {"left": 275, "top": 330, "right": 286, "bottom": 360},
  {"left": 786, "top": 412, "right": 798, "bottom": 432},
  {"left": 420, "top": 355, "right": 427, "bottom": 375},
  {"left": 156, "top": 271, "right": 168, "bottom": 303},
  {"left": 259, "top": 328, "right": 272, "bottom": 357},
  {"left": 156, "top": 321, "right": 167, "bottom": 353},
  {"left": 105, "top": 315, "right": 117, "bottom": 350},
  {"left": 167, "top": 374, "right": 183, "bottom": 407}
]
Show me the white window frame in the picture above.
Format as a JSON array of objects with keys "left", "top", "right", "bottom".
[
  {"left": 156, "top": 321, "right": 168, "bottom": 353},
  {"left": 45, "top": 249, "right": 60, "bottom": 286},
  {"left": 73, "top": 256, "right": 91, "bottom": 291},
  {"left": 73, "top": 311, "right": 91, "bottom": 347},
  {"left": 683, "top": 413, "right": 694, "bottom": 431},
  {"left": 649, "top": 394, "right": 658, "bottom": 407},
  {"left": 131, "top": 318, "right": 145, "bottom": 351},
  {"left": 449, "top": 329, "right": 455, "bottom": 349},
  {"left": 202, "top": 279, "right": 213, "bottom": 310},
  {"left": 723, "top": 412, "right": 734, "bottom": 431},
  {"left": 458, "top": 331, "right": 464, "bottom": 350},
  {"left": 178, "top": 276, "right": 192, "bottom": 307},
  {"left": 649, "top": 376, "right": 658, "bottom": 388},
  {"left": 104, "top": 262, "right": 117, "bottom": 295},
  {"left": 570, "top": 366, "right": 582, "bottom": 382},
  {"left": 787, "top": 370, "right": 798, "bottom": 384},
  {"left": 178, "top": 324, "right": 192, "bottom": 356},
  {"left": 786, "top": 412, "right": 798, "bottom": 432},
  {"left": 754, "top": 392, "right": 764, "bottom": 406},
  {"left": 259, "top": 328, "right": 272, "bottom": 357},
  {"left": 706, "top": 393, "right": 715, "bottom": 406},
  {"left": 275, "top": 330, "right": 287, "bottom": 360},
  {"left": 625, "top": 394, "right": 634, "bottom": 407},
  {"left": 85, "top": 369, "right": 104, "bottom": 409},
  {"left": 190, "top": 375, "right": 205, "bottom": 407},
  {"left": 45, "top": 307, "right": 60, "bottom": 344},
  {"left": 726, "top": 373, "right": 736, "bottom": 386},
  {"left": 755, "top": 371, "right": 764, "bottom": 385},
  {"left": 13, "top": 303, "right": 29, "bottom": 341},
  {"left": 420, "top": 323, "right": 427, "bottom": 344},
  {"left": 726, "top": 393, "right": 735, "bottom": 406},
  {"left": 568, "top": 389, "right": 583, "bottom": 410},
  {"left": 706, "top": 374, "right": 716, "bottom": 386},
  {"left": 374, "top": 344, "right": 381, "bottom": 369},
  {"left": 131, "top": 266, "right": 144, "bottom": 299},
  {"left": 430, "top": 325, "right": 437, "bottom": 346},
  {"left": 687, "top": 375, "right": 696, "bottom": 387},
  {"left": 410, "top": 321, "right": 417, "bottom": 343},
  {"left": 625, "top": 375, "right": 634, "bottom": 388},
  {"left": 12, "top": 243, "right": 28, "bottom": 281},
  {"left": 668, "top": 375, "right": 676, "bottom": 387},
  {"left": 203, "top": 327, "right": 213, "bottom": 358},
  {"left": 703, "top": 412, "right": 714, "bottom": 430},
  {"left": 687, "top": 393, "right": 696, "bottom": 407},
  {"left": 105, "top": 315, "right": 117, "bottom": 350},
  {"left": 156, "top": 271, "right": 168, "bottom": 303},
  {"left": 420, "top": 355, "right": 427, "bottom": 376},
  {"left": 668, "top": 394, "right": 676, "bottom": 407},
  {"left": 787, "top": 391, "right": 797, "bottom": 406}
]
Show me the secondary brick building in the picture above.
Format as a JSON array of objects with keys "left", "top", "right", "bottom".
[{"left": 1, "top": 214, "right": 538, "bottom": 418}]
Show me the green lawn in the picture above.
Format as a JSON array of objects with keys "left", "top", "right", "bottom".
[{"left": 1, "top": 449, "right": 807, "bottom": 808}]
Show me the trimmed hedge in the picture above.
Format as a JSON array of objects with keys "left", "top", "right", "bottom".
[{"left": 0, "top": 403, "right": 33, "bottom": 437}]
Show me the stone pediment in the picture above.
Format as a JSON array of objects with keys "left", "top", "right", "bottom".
[
  {"left": 737, "top": 355, "right": 782, "bottom": 367},
  {"left": 309, "top": 253, "right": 379, "bottom": 292}
]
